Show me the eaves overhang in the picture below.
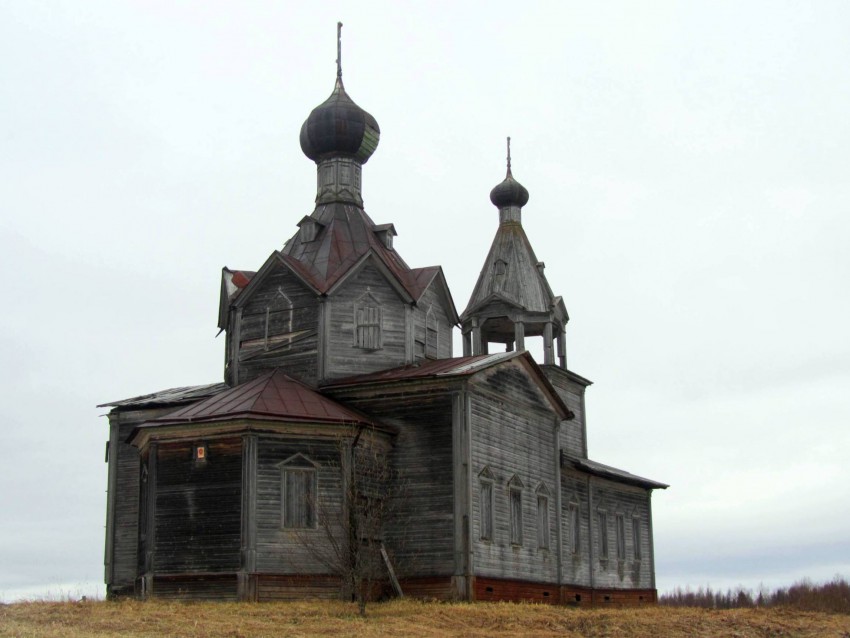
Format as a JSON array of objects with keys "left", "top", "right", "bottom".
[{"left": 563, "top": 454, "right": 669, "bottom": 490}]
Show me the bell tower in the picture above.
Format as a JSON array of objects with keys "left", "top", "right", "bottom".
[{"left": 460, "top": 138, "right": 569, "bottom": 368}]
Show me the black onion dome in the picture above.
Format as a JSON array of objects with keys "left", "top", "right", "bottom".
[
  {"left": 489, "top": 169, "right": 530, "bottom": 208},
  {"left": 300, "top": 79, "right": 380, "bottom": 164}
]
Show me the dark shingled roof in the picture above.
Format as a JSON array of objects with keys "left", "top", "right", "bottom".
[{"left": 146, "top": 369, "right": 376, "bottom": 428}]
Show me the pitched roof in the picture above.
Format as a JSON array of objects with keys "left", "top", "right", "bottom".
[
  {"left": 461, "top": 220, "right": 557, "bottom": 320},
  {"left": 146, "top": 369, "right": 376, "bottom": 427},
  {"left": 324, "top": 351, "right": 573, "bottom": 421},
  {"left": 564, "top": 456, "right": 669, "bottom": 490},
  {"left": 98, "top": 382, "right": 229, "bottom": 409},
  {"left": 279, "top": 202, "right": 452, "bottom": 306},
  {"left": 321, "top": 352, "right": 515, "bottom": 387}
]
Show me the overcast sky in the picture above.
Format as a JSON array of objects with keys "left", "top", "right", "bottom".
[{"left": 1, "top": 1, "right": 848, "bottom": 601}]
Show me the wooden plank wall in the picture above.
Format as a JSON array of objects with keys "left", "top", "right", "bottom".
[
  {"left": 106, "top": 405, "right": 183, "bottom": 597},
  {"left": 152, "top": 574, "right": 238, "bottom": 601},
  {"left": 560, "top": 470, "right": 592, "bottom": 587},
  {"left": 589, "top": 477, "right": 654, "bottom": 590},
  {"left": 326, "top": 264, "right": 408, "bottom": 379},
  {"left": 467, "top": 361, "right": 559, "bottom": 585},
  {"left": 412, "top": 282, "right": 453, "bottom": 361},
  {"left": 254, "top": 437, "right": 344, "bottom": 575},
  {"left": 153, "top": 439, "right": 242, "bottom": 574},
  {"left": 237, "top": 267, "right": 320, "bottom": 385},
  {"left": 540, "top": 367, "right": 587, "bottom": 458}
]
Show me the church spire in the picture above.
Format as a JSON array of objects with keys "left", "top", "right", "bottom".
[
  {"left": 489, "top": 136, "right": 530, "bottom": 222},
  {"left": 460, "top": 139, "right": 568, "bottom": 368}
]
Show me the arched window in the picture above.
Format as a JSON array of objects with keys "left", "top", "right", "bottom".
[
  {"left": 508, "top": 474, "right": 524, "bottom": 546},
  {"left": 536, "top": 483, "right": 550, "bottom": 550},
  {"left": 354, "top": 290, "right": 382, "bottom": 350},
  {"left": 279, "top": 454, "right": 318, "bottom": 529},
  {"left": 478, "top": 467, "right": 495, "bottom": 541}
]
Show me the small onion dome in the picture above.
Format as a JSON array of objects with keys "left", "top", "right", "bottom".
[
  {"left": 489, "top": 170, "right": 529, "bottom": 208},
  {"left": 299, "top": 78, "right": 380, "bottom": 164}
]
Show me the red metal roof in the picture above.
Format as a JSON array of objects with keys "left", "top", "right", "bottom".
[{"left": 149, "top": 369, "right": 376, "bottom": 427}]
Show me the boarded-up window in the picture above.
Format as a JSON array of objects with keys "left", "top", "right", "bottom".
[
  {"left": 597, "top": 512, "right": 609, "bottom": 560},
  {"left": 425, "top": 307, "right": 438, "bottom": 359},
  {"left": 479, "top": 468, "right": 494, "bottom": 541},
  {"left": 616, "top": 515, "right": 626, "bottom": 560},
  {"left": 508, "top": 475, "right": 524, "bottom": 546},
  {"left": 280, "top": 455, "right": 317, "bottom": 529},
  {"left": 536, "top": 484, "right": 550, "bottom": 550},
  {"left": 355, "top": 292, "right": 382, "bottom": 350},
  {"left": 569, "top": 502, "right": 580, "bottom": 554},
  {"left": 632, "top": 517, "right": 642, "bottom": 560}
]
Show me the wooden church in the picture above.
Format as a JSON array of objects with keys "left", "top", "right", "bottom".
[{"left": 100, "top": 29, "right": 667, "bottom": 605}]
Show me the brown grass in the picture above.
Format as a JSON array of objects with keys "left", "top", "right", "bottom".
[{"left": 2, "top": 599, "right": 850, "bottom": 638}]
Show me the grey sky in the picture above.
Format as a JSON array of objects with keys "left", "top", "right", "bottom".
[{"left": 1, "top": 1, "right": 848, "bottom": 600}]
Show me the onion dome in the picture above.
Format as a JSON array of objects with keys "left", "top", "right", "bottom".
[
  {"left": 489, "top": 136, "right": 529, "bottom": 208},
  {"left": 299, "top": 24, "right": 380, "bottom": 164}
]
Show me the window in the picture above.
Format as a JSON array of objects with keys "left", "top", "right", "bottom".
[
  {"left": 280, "top": 454, "right": 318, "bottom": 529},
  {"left": 425, "top": 306, "right": 438, "bottom": 359},
  {"left": 479, "top": 467, "right": 495, "bottom": 541},
  {"left": 568, "top": 502, "right": 580, "bottom": 554},
  {"left": 508, "top": 475, "right": 524, "bottom": 546},
  {"left": 632, "top": 517, "right": 642, "bottom": 561},
  {"left": 536, "top": 484, "right": 550, "bottom": 550},
  {"left": 354, "top": 291, "right": 382, "bottom": 350},
  {"left": 616, "top": 515, "right": 626, "bottom": 560},
  {"left": 597, "top": 511, "right": 608, "bottom": 560}
]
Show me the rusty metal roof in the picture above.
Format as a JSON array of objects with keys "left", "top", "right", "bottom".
[
  {"left": 321, "top": 354, "right": 501, "bottom": 387},
  {"left": 146, "top": 369, "right": 376, "bottom": 427},
  {"left": 280, "top": 201, "right": 445, "bottom": 303},
  {"left": 98, "top": 382, "right": 229, "bottom": 409}
]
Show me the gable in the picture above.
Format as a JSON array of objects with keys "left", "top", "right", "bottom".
[{"left": 468, "top": 356, "right": 571, "bottom": 421}]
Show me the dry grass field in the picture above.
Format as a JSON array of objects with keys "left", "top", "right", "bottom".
[{"left": 2, "top": 599, "right": 849, "bottom": 638}]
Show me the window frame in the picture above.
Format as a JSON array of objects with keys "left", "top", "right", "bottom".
[
  {"left": 536, "top": 483, "right": 550, "bottom": 550},
  {"left": 478, "top": 467, "right": 495, "bottom": 541},
  {"left": 632, "top": 516, "right": 642, "bottom": 561},
  {"left": 279, "top": 454, "right": 319, "bottom": 530},
  {"left": 616, "top": 514, "right": 626, "bottom": 561},
  {"left": 568, "top": 501, "right": 580, "bottom": 555},
  {"left": 354, "top": 290, "right": 383, "bottom": 351},
  {"left": 597, "top": 511, "right": 609, "bottom": 561},
  {"left": 508, "top": 475, "right": 524, "bottom": 546}
]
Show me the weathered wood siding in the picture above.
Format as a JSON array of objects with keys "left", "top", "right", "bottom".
[
  {"left": 589, "top": 477, "right": 653, "bottom": 590},
  {"left": 467, "top": 362, "right": 559, "bottom": 584},
  {"left": 254, "top": 437, "right": 345, "bottom": 575},
  {"left": 105, "top": 406, "right": 184, "bottom": 596},
  {"left": 382, "top": 399, "right": 455, "bottom": 577},
  {"left": 541, "top": 366, "right": 587, "bottom": 458},
  {"left": 323, "top": 387, "right": 458, "bottom": 580},
  {"left": 412, "top": 282, "right": 453, "bottom": 361},
  {"left": 236, "top": 266, "right": 320, "bottom": 385},
  {"left": 560, "top": 469, "right": 592, "bottom": 587},
  {"left": 153, "top": 439, "right": 242, "bottom": 574},
  {"left": 325, "top": 264, "right": 408, "bottom": 379}
]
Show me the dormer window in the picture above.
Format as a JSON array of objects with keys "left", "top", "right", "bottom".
[
  {"left": 494, "top": 259, "right": 508, "bottom": 276},
  {"left": 298, "top": 216, "right": 323, "bottom": 243},
  {"left": 373, "top": 223, "right": 397, "bottom": 250}
]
